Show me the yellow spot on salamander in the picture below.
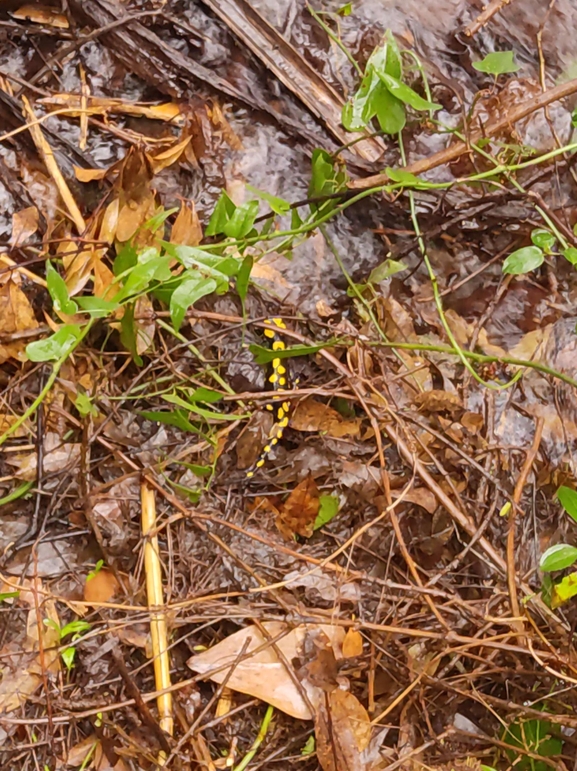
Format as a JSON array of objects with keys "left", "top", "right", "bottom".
[
  {"left": 246, "top": 471, "right": 254, "bottom": 478},
  {"left": 272, "top": 358, "right": 281, "bottom": 369},
  {"left": 271, "top": 437, "right": 278, "bottom": 445},
  {"left": 264, "top": 328, "right": 275, "bottom": 338},
  {"left": 263, "top": 445, "right": 271, "bottom": 453},
  {"left": 277, "top": 407, "right": 285, "bottom": 419},
  {"left": 278, "top": 377, "right": 286, "bottom": 386},
  {"left": 265, "top": 404, "right": 274, "bottom": 411},
  {"left": 269, "top": 373, "right": 278, "bottom": 384},
  {"left": 256, "top": 459, "right": 265, "bottom": 468},
  {"left": 272, "top": 317, "right": 286, "bottom": 328},
  {"left": 278, "top": 417, "right": 289, "bottom": 428},
  {"left": 277, "top": 430, "right": 283, "bottom": 439},
  {"left": 282, "top": 401, "right": 290, "bottom": 411},
  {"left": 277, "top": 365, "right": 286, "bottom": 375},
  {"left": 272, "top": 340, "right": 285, "bottom": 351}
]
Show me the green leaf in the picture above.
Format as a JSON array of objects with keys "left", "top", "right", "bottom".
[
  {"left": 119, "top": 303, "right": 142, "bottom": 365},
  {"left": 366, "top": 31, "right": 402, "bottom": 81},
  {"left": 61, "top": 647, "right": 76, "bottom": 671},
  {"left": 309, "top": 149, "right": 346, "bottom": 199},
  {"left": 166, "top": 244, "right": 239, "bottom": 278},
  {"left": 337, "top": 2, "right": 352, "bottom": 15},
  {"left": 170, "top": 276, "right": 217, "bottom": 330},
  {"left": 314, "top": 495, "right": 340, "bottom": 530},
  {"left": 205, "top": 191, "right": 236, "bottom": 236},
  {"left": 45, "top": 261, "right": 78, "bottom": 315},
  {"left": 472, "top": 50, "right": 520, "bottom": 75},
  {"left": 342, "top": 69, "right": 382, "bottom": 131},
  {"left": 186, "top": 387, "right": 223, "bottom": 403},
  {"left": 249, "top": 341, "right": 331, "bottom": 364},
  {"left": 60, "top": 619, "right": 91, "bottom": 638},
  {"left": 0, "top": 481, "right": 33, "bottom": 506},
  {"left": 562, "top": 246, "right": 577, "bottom": 265},
  {"left": 0, "top": 591, "right": 20, "bottom": 602},
  {"left": 301, "top": 735, "right": 316, "bottom": 755},
  {"left": 75, "top": 296, "right": 120, "bottom": 317},
  {"left": 246, "top": 185, "right": 290, "bottom": 215},
  {"left": 139, "top": 409, "right": 200, "bottom": 434},
  {"left": 374, "top": 85, "right": 406, "bottom": 134},
  {"left": 502, "top": 245, "right": 544, "bottom": 275},
  {"left": 162, "top": 393, "right": 244, "bottom": 422},
  {"left": 86, "top": 560, "right": 104, "bottom": 581},
  {"left": 113, "top": 244, "right": 138, "bottom": 276},
  {"left": 540, "top": 543, "right": 577, "bottom": 572},
  {"left": 557, "top": 486, "right": 577, "bottom": 523},
  {"left": 368, "top": 258, "right": 407, "bottom": 283},
  {"left": 144, "top": 206, "right": 178, "bottom": 233},
  {"left": 237, "top": 254, "right": 253, "bottom": 302},
  {"left": 385, "top": 167, "right": 422, "bottom": 186},
  {"left": 551, "top": 571, "right": 577, "bottom": 608},
  {"left": 26, "top": 324, "right": 83, "bottom": 362},
  {"left": 223, "top": 200, "right": 259, "bottom": 239},
  {"left": 376, "top": 71, "right": 441, "bottom": 112},
  {"left": 291, "top": 207, "right": 303, "bottom": 229},
  {"left": 75, "top": 391, "right": 98, "bottom": 418},
  {"left": 531, "top": 228, "right": 556, "bottom": 253}
]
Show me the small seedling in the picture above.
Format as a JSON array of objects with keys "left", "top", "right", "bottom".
[
  {"left": 540, "top": 486, "right": 577, "bottom": 607},
  {"left": 44, "top": 618, "right": 91, "bottom": 671}
]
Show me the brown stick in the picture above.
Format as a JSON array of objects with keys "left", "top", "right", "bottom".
[
  {"left": 506, "top": 418, "right": 544, "bottom": 633},
  {"left": 464, "top": 0, "right": 514, "bottom": 37},
  {"left": 348, "top": 78, "right": 577, "bottom": 189}
]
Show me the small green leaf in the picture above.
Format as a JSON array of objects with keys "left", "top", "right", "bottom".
[
  {"left": 0, "top": 481, "right": 33, "bottom": 506},
  {"left": 337, "top": 2, "right": 352, "bottom": 15},
  {"left": 472, "top": 50, "right": 520, "bottom": 75},
  {"left": 502, "top": 245, "right": 544, "bottom": 275},
  {"left": 385, "top": 168, "right": 421, "bottom": 186},
  {"left": 368, "top": 258, "right": 407, "bottom": 283},
  {"left": 61, "top": 647, "right": 76, "bottom": 671},
  {"left": 113, "top": 244, "right": 138, "bottom": 276},
  {"left": 205, "top": 191, "right": 237, "bottom": 236},
  {"left": 249, "top": 341, "right": 331, "bottom": 364},
  {"left": 237, "top": 254, "right": 253, "bottom": 302},
  {"left": 374, "top": 85, "right": 406, "bottom": 134},
  {"left": 170, "top": 276, "right": 217, "bottom": 330},
  {"left": 186, "top": 387, "right": 223, "bottom": 403},
  {"left": 540, "top": 543, "right": 577, "bottom": 572},
  {"left": 223, "top": 200, "right": 259, "bottom": 239},
  {"left": 86, "top": 560, "right": 104, "bottom": 581},
  {"left": 144, "top": 206, "right": 178, "bottom": 233},
  {"left": 119, "top": 303, "right": 142, "bottom": 365},
  {"left": 162, "top": 393, "right": 245, "bottom": 421},
  {"left": 75, "top": 391, "right": 97, "bottom": 418},
  {"left": 246, "top": 185, "right": 290, "bottom": 215},
  {"left": 314, "top": 495, "right": 340, "bottom": 530},
  {"left": 531, "top": 228, "right": 556, "bottom": 253},
  {"left": 26, "top": 324, "right": 83, "bottom": 362},
  {"left": 562, "top": 246, "right": 577, "bottom": 265},
  {"left": 301, "top": 735, "right": 316, "bottom": 755},
  {"left": 139, "top": 409, "right": 200, "bottom": 434},
  {"left": 60, "top": 620, "right": 91, "bottom": 638},
  {"left": 0, "top": 591, "right": 20, "bottom": 602},
  {"left": 75, "top": 296, "right": 120, "bottom": 317},
  {"left": 46, "top": 261, "right": 78, "bottom": 315},
  {"left": 376, "top": 72, "right": 441, "bottom": 112},
  {"left": 557, "top": 486, "right": 577, "bottom": 523},
  {"left": 551, "top": 571, "right": 577, "bottom": 607}
]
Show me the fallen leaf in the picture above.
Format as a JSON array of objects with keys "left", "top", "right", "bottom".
[
  {"left": 413, "top": 390, "right": 462, "bottom": 415},
  {"left": 99, "top": 198, "right": 120, "bottom": 244},
  {"left": 7, "top": 432, "right": 80, "bottom": 481},
  {"left": 0, "top": 277, "right": 40, "bottom": 364},
  {"left": 392, "top": 487, "right": 438, "bottom": 515},
  {"left": 40, "top": 94, "right": 183, "bottom": 124},
  {"left": 277, "top": 474, "right": 320, "bottom": 539},
  {"left": 12, "top": 4, "right": 69, "bottom": 28},
  {"left": 148, "top": 136, "right": 191, "bottom": 174},
  {"left": 290, "top": 398, "right": 362, "bottom": 438},
  {"left": 73, "top": 165, "right": 109, "bottom": 182},
  {"left": 187, "top": 622, "right": 345, "bottom": 720},
  {"left": 315, "top": 689, "right": 372, "bottom": 771},
  {"left": 10, "top": 206, "right": 39, "bottom": 247},
  {"left": 171, "top": 200, "right": 203, "bottom": 246},
  {"left": 84, "top": 569, "right": 119, "bottom": 605},
  {"left": 342, "top": 629, "right": 363, "bottom": 658},
  {"left": 461, "top": 411, "right": 484, "bottom": 434}
]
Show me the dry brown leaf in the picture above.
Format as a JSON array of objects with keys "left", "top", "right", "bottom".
[
  {"left": 393, "top": 487, "right": 438, "bottom": 515},
  {"left": 461, "top": 411, "right": 484, "bottom": 434},
  {"left": 64, "top": 247, "right": 94, "bottom": 297},
  {"left": 187, "top": 621, "right": 345, "bottom": 720},
  {"left": 63, "top": 735, "right": 100, "bottom": 767},
  {"left": 40, "top": 94, "right": 183, "bottom": 124},
  {"left": 116, "top": 197, "right": 154, "bottom": 243},
  {"left": 84, "top": 569, "right": 119, "bottom": 605},
  {"left": 276, "top": 473, "right": 320, "bottom": 539},
  {"left": 73, "top": 165, "right": 109, "bottom": 182},
  {"left": 10, "top": 206, "right": 39, "bottom": 247},
  {"left": 206, "top": 102, "right": 243, "bottom": 150},
  {"left": 99, "top": 198, "right": 120, "bottom": 244},
  {"left": 12, "top": 4, "right": 69, "bottom": 28},
  {"left": 7, "top": 432, "right": 80, "bottom": 481},
  {"left": 134, "top": 294, "right": 155, "bottom": 355},
  {"left": 290, "top": 398, "right": 361, "bottom": 438},
  {"left": 0, "top": 277, "right": 39, "bottom": 364},
  {"left": 148, "top": 136, "right": 191, "bottom": 174},
  {"left": 93, "top": 253, "right": 116, "bottom": 300},
  {"left": 342, "top": 629, "right": 363, "bottom": 658},
  {"left": 413, "top": 390, "right": 462, "bottom": 415},
  {"left": 171, "top": 200, "right": 203, "bottom": 246},
  {"left": 315, "top": 690, "right": 371, "bottom": 771},
  {"left": 0, "top": 412, "right": 28, "bottom": 437}
]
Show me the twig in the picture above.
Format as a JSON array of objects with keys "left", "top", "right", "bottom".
[
  {"left": 506, "top": 418, "right": 544, "bottom": 634},
  {"left": 464, "top": 0, "right": 514, "bottom": 37}
]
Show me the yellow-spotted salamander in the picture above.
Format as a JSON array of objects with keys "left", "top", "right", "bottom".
[{"left": 246, "top": 317, "right": 293, "bottom": 478}]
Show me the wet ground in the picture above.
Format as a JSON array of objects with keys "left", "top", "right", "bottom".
[{"left": 2, "top": 1, "right": 577, "bottom": 770}]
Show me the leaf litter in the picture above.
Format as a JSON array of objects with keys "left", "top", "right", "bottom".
[{"left": 3, "top": 3, "right": 577, "bottom": 771}]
